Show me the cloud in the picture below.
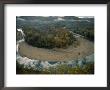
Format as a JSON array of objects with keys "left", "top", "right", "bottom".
[{"left": 78, "top": 16, "right": 94, "bottom": 18}]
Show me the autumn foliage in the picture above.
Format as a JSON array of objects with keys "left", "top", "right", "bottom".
[{"left": 23, "top": 27, "right": 77, "bottom": 49}]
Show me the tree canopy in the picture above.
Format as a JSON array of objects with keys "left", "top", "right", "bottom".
[{"left": 23, "top": 27, "right": 77, "bottom": 49}]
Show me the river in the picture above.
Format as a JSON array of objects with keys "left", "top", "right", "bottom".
[{"left": 16, "top": 28, "right": 94, "bottom": 71}]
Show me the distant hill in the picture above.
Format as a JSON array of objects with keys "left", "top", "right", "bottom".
[
  {"left": 16, "top": 16, "right": 94, "bottom": 31},
  {"left": 16, "top": 16, "right": 94, "bottom": 41}
]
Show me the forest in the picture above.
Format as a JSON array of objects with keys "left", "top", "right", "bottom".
[
  {"left": 17, "top": 16, "right": 94, "bottom": 48},
  {"left": 23, "top": 27, "right": 77, "bottom": 49}
]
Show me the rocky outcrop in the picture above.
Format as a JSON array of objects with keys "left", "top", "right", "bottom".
[{"left": 17, "top": 54, "right": 94, "bottom": 71}]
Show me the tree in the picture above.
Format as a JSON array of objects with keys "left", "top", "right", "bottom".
[{"left": 23, "top": 27, "right": 77, "bottom": 49}]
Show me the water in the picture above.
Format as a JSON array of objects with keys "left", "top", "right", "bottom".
[
  {"left": 16, "top": 28, "right": 94, "bottom": 70},
  {"left": 48, "top": 61, "right": 58, "bottom": 65},
  {"left": 17, "top": 28, "right": 25, "bottom": 39}
]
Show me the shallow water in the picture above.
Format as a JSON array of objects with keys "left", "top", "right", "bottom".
[{"left": 16, "top": 28, "right": 94, "bottom": 70}]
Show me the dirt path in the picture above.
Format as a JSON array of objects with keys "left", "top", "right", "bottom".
[{"left": 18, "top": 37, "right": 94, "bottom": 61}]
